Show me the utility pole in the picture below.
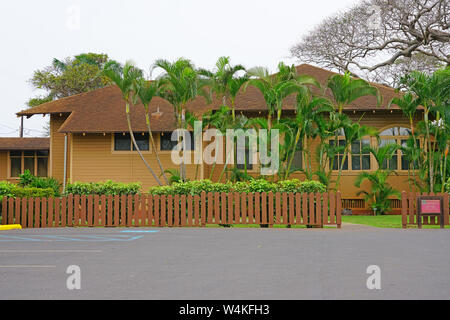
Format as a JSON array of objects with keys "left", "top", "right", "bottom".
[{"left": 20, "top": 116, "right": 24, "bottom": 137}]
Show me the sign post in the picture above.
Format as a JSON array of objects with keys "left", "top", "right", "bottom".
[{"left": 417, "top": 196, "right": 445, "bottom": 229}]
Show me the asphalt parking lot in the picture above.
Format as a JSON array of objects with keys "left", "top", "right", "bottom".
[{"left": 0, "top": 226, "right": 449, "bottom": 300}]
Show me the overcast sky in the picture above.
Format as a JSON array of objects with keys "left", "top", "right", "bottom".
[{"left": 0, "top": 0, "right": 359, "bottom": 137}]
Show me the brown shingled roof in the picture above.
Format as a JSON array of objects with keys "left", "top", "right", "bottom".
[
  {"left": 0, "top": 138, "right": 49, "bottom": 151},
  {"left": 16, "top": 64, "right": 402, "bottom": 134}
]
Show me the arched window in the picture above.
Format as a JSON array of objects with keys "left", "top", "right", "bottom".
[{"left": 379, "top": 126, "right": 417, "bottom": 170}]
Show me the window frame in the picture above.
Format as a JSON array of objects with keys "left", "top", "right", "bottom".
[
  {"left": 378, "top": 126, "right": 419, "bottom": 172},
  {"left": 8, "top": 150, "right": 49, "bottom": 178},
  {"left": 111, "top": 132, "right": 152, "bottom": 154},
  {"left": 327, "top": 136, "right": 374, "bottom": 173}
]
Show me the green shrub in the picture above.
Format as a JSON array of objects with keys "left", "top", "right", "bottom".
[
  {"left": 18, "top": 170, "right": 61, "bottom": 196},
  {"left": 0, "top": 181, "right": 55, "bottom": 200},
  {"left": 282, "top": 180, "right": 327, "bottom": 194},
  {"left": 65, "top": 180, "right": 142, "bottom": 196},
  {"left": 148, "top": 179, "right": 327, "bottom": 195},
  {"left": 149, "top": 180, "right": 233, "bottom": 196}
]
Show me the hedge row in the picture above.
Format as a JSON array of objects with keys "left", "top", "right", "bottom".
[
  {"left": 64, "top": 180, "right": 142, "bottom": 196},
  {"left": 149, "top": 179, "right": 327, "bottom": 196},
  {"left": 0, "top": 181, "right": 55, "bottom": 200}
]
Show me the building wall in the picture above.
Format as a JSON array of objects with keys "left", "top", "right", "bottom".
[
  {"left": 0, "top": 151, "right": 9, "bottom": 181},
  {"left": 50, "top": 114, "right": 70, "bottom": 184},
  {"left": 70, "top": 133, "right": 199, "bottom": 191}
]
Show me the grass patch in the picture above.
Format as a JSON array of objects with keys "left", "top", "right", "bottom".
[{"left": 342, "top": 215, "right": 450, "bottom": 229}]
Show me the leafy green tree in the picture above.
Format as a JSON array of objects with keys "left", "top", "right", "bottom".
[
  {"left": 102, "top": 60, "right": 163, "bottom": 186},
  {"left": 399, "top": 67, "right": 450, "bottom": 192},
  {"left": 153, "top": 58, "right": 208, "bottom": 181},
  {"left": 28, "top": 53, "right": 112, "bottom": 106},
  {"left": 134, "top": 77, "right": 169, "bottom": 185}
]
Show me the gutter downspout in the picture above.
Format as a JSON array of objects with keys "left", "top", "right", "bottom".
[{"left": 63, "top": 134, "right": 68, "bottom": 194}]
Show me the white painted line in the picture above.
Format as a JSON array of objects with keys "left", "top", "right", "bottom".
[
  {"left": 0, "top": 265, "right": 56, "bottom": 268},
  {"left": 0, "top": 250, "right": 102, "bottom": 253}
]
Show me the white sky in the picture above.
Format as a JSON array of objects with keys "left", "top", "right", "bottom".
[{"left": 0, "top": 0, "right": 359, "bottom": 137}]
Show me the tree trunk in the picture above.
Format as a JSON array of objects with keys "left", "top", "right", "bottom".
[
  {"left": 126, "top": 102, "right": 163, "bottom": 186},
  {"left": 146, "top": 112, "right": 169, "bottom": 185}
]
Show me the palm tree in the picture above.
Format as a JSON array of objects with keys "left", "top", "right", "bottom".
[
  {"left": 355, "top": 143, "right": 402, "bottom": 215},
  {"left": 198, "top": 56, "right": 247, "bottom": 121},
  {"left": 326, "top": 72, "right": 382, "bottom": 114},
  {"left": 334, "top": 122, "right": 379, "bottom": 191},
  {"left": 399, "top": 68, "right": 450, "bottom": 192},
  {"left": 153, "top": 58, "right": 207, "bottom": 181},
  {"left": 102, "top": 60, "right": 163, "bottom": 186},
  {"left": 134, "top": 77, "right": 169, "bottom": 185},
  {"left": 285, "top": 93, "right": 333, "bottom": 180},
  {"left": 245, "top": 62, "right": 320, "bottom": 131}
]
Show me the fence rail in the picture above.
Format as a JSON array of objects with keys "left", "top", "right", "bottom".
[
  {"left": 1, "top": 192, "right": 342, "bottom": 229},
  {"left": 401, "top": 192, "right": 450, "bottom": 228}
]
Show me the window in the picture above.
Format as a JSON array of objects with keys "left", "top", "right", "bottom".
[
  {"left": 160, "top": 132, "right": 195, "bottom": 151},
  {"left": 329, "top": 137, "right": 371, "bottom": 171},
  {"left": 9, "top": 150, "right": 49, "bottom": 178},
  {"left": 351, "top": 139, "right": 371, "bottom": 170},
  {"left": 379, "top": 127, "right": 416, "bottom": 171},
  {"left": 291, "top": 141, "right": 303, "bottom": 171},
  {"left": 114, "top": 133, "right": 149, "bottom": 151},
  {"left": 329, "top": 139, "right": 348, "bottom": 170}
]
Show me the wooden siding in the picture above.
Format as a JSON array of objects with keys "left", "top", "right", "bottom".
[
  {"left": 70, "top": 133, "right": 199, "bottom": 191},
  {"left": 0, "top": 151, "right": 9, "bottom": 181},
  {"left": 50, "top": 114, "right": 70, "bottom": 184}
]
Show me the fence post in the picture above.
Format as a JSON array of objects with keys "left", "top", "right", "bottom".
[
  {"left": 401, "top": 191, "right": 407, "bottom": 229},
  {"left": 1, "top": 198, "right": 7, "bottom": 225},
  {"left": 336, "top": 192, "right": 342, "bottom": 229}
]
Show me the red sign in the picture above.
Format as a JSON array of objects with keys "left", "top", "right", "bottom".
[{"left": 420, "top": 199, "right": 442, "bottom": 214}]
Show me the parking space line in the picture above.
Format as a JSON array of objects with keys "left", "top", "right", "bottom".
[
  {"left": 0, "top": 250, "right": 102, "bottom": 253},
  {"left": 0, "top": 265, "right": 56, "bottom": 268}
]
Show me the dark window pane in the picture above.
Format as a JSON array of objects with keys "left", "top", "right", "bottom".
[
  {"left": 24, "top": 151, "right": 35, "bottom": 157},
  {"left": 133, "top": 133, "right": 150, "bottom": 151},
  {"left": 342, "top": 156, "right": 348, "bottom": 170},
  {"left": 37, "top": 150, "right": 49, "bottom": 157},
  {"left": 37, "top": 158, "right": 48, "bottom": 177},
  {"left": 114, "top": 133, "right": 131, "bottom": 151},
  {"left": 401, "top": 156, "right": 409, "bottom": 171},
  {"left": 24, "top": 157, "right": 35, "bottom": 175},
  {"left": 236, "top": 148, "right": 253, "bottom": 170},
  {"left": 352, "top": 156, "right": 361, "bottom": 170},
  {"left": 362, "top": 155, "right": 371, "bottom": 170},
  {"left": 161, "top": 132, "right": 179, "bottom": 151},
  {"left": 389, "top": 156, "right": 398, "bottom": 170},
  {"left": 10, "top": 158, "right": 21, "bottom": 177},
  {"left": 351, "top": 141, "right": 361, "bottom": 154},
  {"left": 10, "top": 151, "right": 21, "bottom": 157},
  {"left": 292, "top": 150, "right": 303, "bottom": 170}
]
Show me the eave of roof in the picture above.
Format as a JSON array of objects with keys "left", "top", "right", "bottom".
[{"left": 0, "top": 138, "right": 50, "bottom": 151}]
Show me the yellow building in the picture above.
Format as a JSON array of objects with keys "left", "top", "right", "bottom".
[{"left": 9, "top": 64, "right": 420, "bottom": 214}]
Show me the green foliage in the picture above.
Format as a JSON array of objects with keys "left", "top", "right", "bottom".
[
  {"left": 148, "top": 179, "right": 327, "bottom": 195},
  {"left": 445, "top": 178, "right": 450, "bottom": 194},
  {"left": 278, "top": 179, "right": 327, "bottom": 194},
  {"left": 18, "top": 170, "right": 61, "bottom": 196},
  {"left": 28, "top": 53, "right": 112, "bottom": 106},
  {"left": 0, "top": 181, "right": 55, "bottom": 200},
  {"left": 65, "top": 180, "right": 142, "bottom": 196}
]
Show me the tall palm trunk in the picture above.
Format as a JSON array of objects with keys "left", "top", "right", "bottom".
[
  {"left": 126, "top": 102, "right": 163, "bottom": 186},
  {"left": 145, "top": 111, "right": 169, "bottom": 185}
]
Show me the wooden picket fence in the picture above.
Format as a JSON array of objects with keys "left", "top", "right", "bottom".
[
  {"left": 401, "top": 192, "right": 450, "bottom": 228},
  {"left": 1, "top": 192, "right": 342, "bottom": 229}
]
